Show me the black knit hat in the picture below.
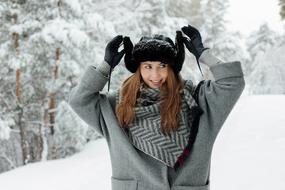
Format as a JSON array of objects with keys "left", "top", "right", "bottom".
[{"left": 124, "top": 32, "right": 185, "bottom": 74}]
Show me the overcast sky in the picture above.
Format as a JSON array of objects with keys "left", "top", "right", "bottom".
[{"left": 226, "top": 0, "right": 284, "bottom": 36}]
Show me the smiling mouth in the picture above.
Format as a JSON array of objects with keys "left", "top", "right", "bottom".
[{"left": 150, "top": 80, "right": 162, "bottom": 86}]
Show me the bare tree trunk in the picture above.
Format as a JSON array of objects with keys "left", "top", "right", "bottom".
[
  {"left": 36, "top": 123, "right": 44, "bottom": 161},
  {"left": 16, "top": 104, "right": 29, "bottom": 164},
  {"left": 48, "top": 92, "right": 56, "bottom": 135},
  {"left": 48, "top": 48, "right": 60, "bottom": 135},
  {"left": 39, "top": 108, "right": 49, "bottom": 161},
  {"left": 15, "top": 69, "right": 21, "bottom": 99},
  {"left": 16, "top": 69, "right": 29, "bottom": 164},
  {"left": 13, "top": 31, "right": 30, "bottom": 165},
  {"left": 47, "top": 48, "right": 61, "bottom": 159}
]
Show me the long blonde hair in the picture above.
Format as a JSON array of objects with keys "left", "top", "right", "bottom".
[{"left": 116, "top": 67, "right": 184, "bottom": 135}]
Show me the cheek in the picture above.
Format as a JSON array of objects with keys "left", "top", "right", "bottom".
[
  {"left": 161, "top": 70, "right": 168, "bottom": 81},
  {"left": 140, "top": 69, "right": 148, "bottom": 82}
]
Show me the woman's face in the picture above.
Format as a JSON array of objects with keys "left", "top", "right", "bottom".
[{"left": 139, "top": 61, "right": 169, "bottom": 89}]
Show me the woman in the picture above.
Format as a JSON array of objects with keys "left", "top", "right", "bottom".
[{"left": 69, "top": 25, "right": 245, "bottom": 190}]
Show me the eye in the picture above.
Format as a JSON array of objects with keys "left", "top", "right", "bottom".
[
  {"left": 144, "top": 65, "right": 152, "bottom": 69},
  {"left": 159, "top": 63, "right": 167, "bottom": 68}
]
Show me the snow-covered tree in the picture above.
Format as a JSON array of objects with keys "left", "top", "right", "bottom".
[
  {"left": 247, "top": 24, "right": 279, "bottom": 62},
  {"left": 179, "top": 0, "right": 247, "bottom": 81},
  {"left": 245, "top": 41, "right": 285, "bottom": 94},
  {"left": 200, "top": 0, "right": 247, "bottom": 66},
  {"left": 245, "top": 23, "right": 280, "bottom": 75},
  {"left": 166, "top": 0, "right": 204, "bottom": 28},
  {"left": 50, "top": 101, "right": 101, "bottom": 159},
  {"left": 0, "top": 0, "right": 98, "bottom": 171}
]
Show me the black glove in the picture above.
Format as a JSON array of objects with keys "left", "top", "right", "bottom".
[
  {"left": 104, "top": 35, "right": 125, "bottom": 68},
  {"left": 181, "top": 25, "right": 208, "bottom": 60}
]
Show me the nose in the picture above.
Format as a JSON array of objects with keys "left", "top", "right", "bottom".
[{"left": 150, "top": 69, "right": 161, "bottom": 80}]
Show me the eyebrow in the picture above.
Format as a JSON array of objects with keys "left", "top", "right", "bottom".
[
  {"left": 141, "top": 62, "right": 165, "bottom": 65},
  {"left": 141, "top": 62, "right": 167, "bottom": 68}
]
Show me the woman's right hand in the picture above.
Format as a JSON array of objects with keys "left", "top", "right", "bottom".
[{"left": 104, "top": 35, "right": 125, "bottom": 68}]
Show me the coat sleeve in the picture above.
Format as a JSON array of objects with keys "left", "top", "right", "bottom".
[
  {"left": 68, "top": 65, "right": 109, "bottom": 137},
  {"left": 196, "top": 61, "right": 245, "bottom": 140}
]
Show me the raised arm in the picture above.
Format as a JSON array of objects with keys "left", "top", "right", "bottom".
[
  {"left": 68, "top": 35, "right": 125, "bottom": 137},
  {"left": 68, "top": 64, "right": 109, "bottom": 137},
  {"left": 182, "top": 25, "right": 245, "bottom": 140},
  {"left": 198, "top": 51, "right": 245, "bottom": 139}
]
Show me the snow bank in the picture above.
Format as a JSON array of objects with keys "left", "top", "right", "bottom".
[{"left": 0, "top": 95, "right": 285, "bottom": 190}]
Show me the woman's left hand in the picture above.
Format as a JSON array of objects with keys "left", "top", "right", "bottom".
[{"left": 181, "top": 25, "right": 208, "bottom": 60}]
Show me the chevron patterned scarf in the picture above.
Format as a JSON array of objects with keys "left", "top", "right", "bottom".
[{"left": 116, "top": 80, "right": 201, "bottom": 169}]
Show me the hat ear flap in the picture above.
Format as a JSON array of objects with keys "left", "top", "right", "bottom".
[
  {"left": 175, "top": 31, "right": 185, "bottom": 73},
  {"left": 125, "top": 57, "right": 138, "bottom": 73},
  {"left": 123, "top": 36, "right": 139, "bottom": 73}
]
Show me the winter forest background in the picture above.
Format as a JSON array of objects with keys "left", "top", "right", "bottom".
[{"left": 0, "top": 0, "right": 285, "bottom": 175}]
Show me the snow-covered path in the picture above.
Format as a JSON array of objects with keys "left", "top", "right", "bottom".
[
  {"left": 212, "top": 95, "right": 285, "bottom": 190},
  {"left": 0, "top": 140, "right": 112, "bottom": 190}
]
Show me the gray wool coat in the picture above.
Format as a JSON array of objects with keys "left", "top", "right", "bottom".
[{"left": 68, "top": 60, "right": 245, "bottom": 190}]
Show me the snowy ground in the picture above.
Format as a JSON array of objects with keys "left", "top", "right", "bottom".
[{"left": 0, "top": 95, "right": 284, "bottom": 190}]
